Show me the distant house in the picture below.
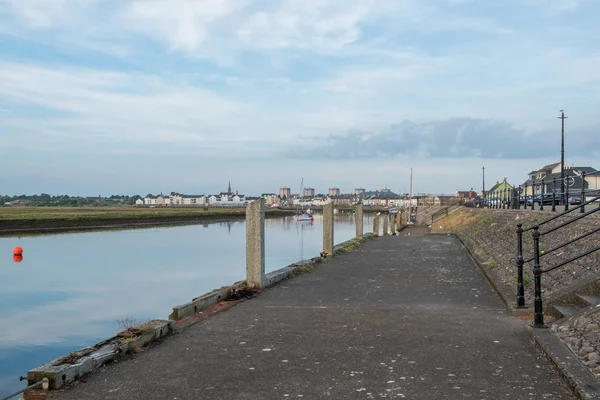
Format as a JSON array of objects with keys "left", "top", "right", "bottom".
[
  {"left": 487, "top": 178, "right": 514, "bottom": 199},
  {"left": 135, "top": 199, "right": 144, "bottom": 206},
  {"left": 520, "top": 163, "right": 598, "bottom": 195},
  {"left": 455, "top": 190, "right": 478, "bottom": 200},
  {"left": 261, "top": 193, "right": 279, "bottom": 206}
]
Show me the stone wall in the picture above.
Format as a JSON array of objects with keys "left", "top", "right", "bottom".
[{"left": 432, "top": 207, "right": 600, "bottom": 302}]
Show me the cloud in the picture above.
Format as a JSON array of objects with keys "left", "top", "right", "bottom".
[
  {"left": 297, "top": 118, "right": 600, "bottom": 160},
  {"left": 1, "top": 0, "right": 600, "bottom": 195}
]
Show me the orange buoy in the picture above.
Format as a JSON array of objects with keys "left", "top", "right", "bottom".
[
  {"left": 13, "top": 254, "right": 23, "bottom": 263},
  {"left": 13, "top": 246, "right": 23, "bottom": 256}
]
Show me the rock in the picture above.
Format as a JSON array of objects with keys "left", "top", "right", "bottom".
[
  {"left": 586, "top": 324, "right": 600, "bottom": 332},
  {"left": 588, "top": 353, "right": 600, "bottom": 364}
]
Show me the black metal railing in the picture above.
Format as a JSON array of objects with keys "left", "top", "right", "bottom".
[
  {"left": 431, "top": 208, "right": 450, "bottom": 224},
  {"left": 484, "top": 170, "right": 600, "bottom": 213},
  {"left": 515, "top": 193, "right": 600, "bottom": 326}
]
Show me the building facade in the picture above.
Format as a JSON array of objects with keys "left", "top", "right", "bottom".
[
  {"left": 303, "top": 188, "right": 315, "bottom": 197},
  {"left": 279, "top": 187, "right": 291, "bottom": 198},
  {"left": 328, "top": 188, "right": 341, "bottom": 197}
]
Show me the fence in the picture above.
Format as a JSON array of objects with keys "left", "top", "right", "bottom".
[
  {"left": 515, "top": 193, "right": 600, "bottom": 327},
  {"left": 484, "top": 170, "right": 600, "bottom": 213}
]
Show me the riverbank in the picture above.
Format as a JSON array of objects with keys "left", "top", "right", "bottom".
[{"left": 0, "top": 207, "right": 294, "bottom": 235}]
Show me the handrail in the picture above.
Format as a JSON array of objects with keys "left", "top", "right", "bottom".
[
  {"left": 0, "top": 378, "right": 48, "bottom": 400},
  {"left": 521, "top": 195, "right": 600, "bottom": 232},
  {"left": 539, "top": 205, "right": 600, "bottom": 236},
  {"left": 515, "top": 183, "right": 600, "bottom": 326},
  {"left": 523, "top": 225, "right": 600, "bottom": 264},
  {"left": 542, "top": 245, "right": 600, "bottom": 273}
]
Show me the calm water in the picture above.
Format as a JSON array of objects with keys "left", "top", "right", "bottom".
[{"left": 0, "top": 213, "right": 373, "bottom": 396}]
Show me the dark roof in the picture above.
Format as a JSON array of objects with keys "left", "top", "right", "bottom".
[
  {"left": 181, "top": 195, "right": 204, "bottom": 198},
  {"left": 572, "top": 167, "right": 598, "bottom": 174},
  {"left": 541, "top": 162, "right": 560, "bottom": 171}
]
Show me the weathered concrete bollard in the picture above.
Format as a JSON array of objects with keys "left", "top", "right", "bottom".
[
  {"left": 382, "top": 215, "right": 388, "bottom": 236},
  {"left": 246, "top": 198, "right": 265, "bottom": 289},
  {"left": 373, "top": 216, "right": 380, "bottom": 236},
  {"left": 396, "top": 214, "right": 402, "bottom": 232},
  {"left": 355, "top": 203, "right": 363, "bottom": 239},
  {"left": 323, "top": 202, "right": 334, "bottom": 257}
]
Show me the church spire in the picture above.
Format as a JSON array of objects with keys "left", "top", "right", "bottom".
[{"left": 228, "top": 181, "right": 232, "bottom": 194}]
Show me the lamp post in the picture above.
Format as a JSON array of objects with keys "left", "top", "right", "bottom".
[{"left": 558, "top": 110, "right": 568, "bottom": 205}]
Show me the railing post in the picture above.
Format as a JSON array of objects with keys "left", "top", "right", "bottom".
[
  {"left": 531, "top": 180, "right": 536, "bottom": 210},
  {"left": 581, "top": 172, "right": 586, "bottom": 214},
  {"left": 565, "top": 177, "right": 570, "bottom": 212},
  {"left": 539, "top": 180, "right": 545, "bottom": 211},
  {"left": 552, "top": 178, "right": 556, "bottom": 212},
  {"left": 516, "top": 223, "right": 526, "bottom": 307},
  {"left": 246, "top": 198, "right": 265, "bottom": 289},
  {"left": 532, "top": 225, "right": 546, "bottom": 328},
  {"left": 373, "top": 215, "right": 380, "bottom": 236},
  {"left": 355, "top": 202, "right": 363, "bottom": 239},
  {"left": 382, "top": 215, "right": 388, "bottom": 236},
  {"left": 323, "top": 202, "right": 334, "bottom": 257}
]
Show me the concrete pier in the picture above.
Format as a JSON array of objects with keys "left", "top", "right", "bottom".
[
  {"left": 355, "top": 203, "right": 363, "bottom": 239},
  {"left": 246, "top": 198, "right": 265, "bottom": 289},
  {"left": 322, "top": 202, "right": 334, "bottom": 257}
]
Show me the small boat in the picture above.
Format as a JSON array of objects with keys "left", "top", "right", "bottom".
[{"left": 297, "top": 213, "right": 314, "bottom": 222}]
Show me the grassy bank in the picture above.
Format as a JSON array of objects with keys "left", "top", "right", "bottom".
[{"left": 0, "top": 206, "right": 291, "bottom": 221}]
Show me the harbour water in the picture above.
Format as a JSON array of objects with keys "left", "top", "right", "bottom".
[{"left": 0, "top": 213, "right": 373, "bottom": 396}]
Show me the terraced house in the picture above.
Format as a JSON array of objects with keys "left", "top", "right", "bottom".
[{"left": 521, "top": 162, "right": 599, "bottom": 197}]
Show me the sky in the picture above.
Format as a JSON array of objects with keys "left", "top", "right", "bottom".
[{"left": 0, "top": 0, "right": 599, "bottom": 196}]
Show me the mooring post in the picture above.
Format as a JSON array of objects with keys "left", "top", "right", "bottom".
[
  {"left": 516, "top": 223, "right": 525, "bottom": 308},
  {"left": 373, "top": 215, "right": 380, "bottom": 236},
  {"left": 532, "top": 225, "right": 546, "bottom": 328},
  {"left": 246, "top": 198, "right": 265, "bottom": 289},
  {"left": 382, "top": 215, "right": 388, "bottom": 236},
  {"left": 355, "top": 202, "right": 364, "bottom": 239},
  {"left": 323, "top": 202, "right": 334, "bottom": 257},
  {"left": 390, "top": 215, "right": 396, "bottom": 235}
]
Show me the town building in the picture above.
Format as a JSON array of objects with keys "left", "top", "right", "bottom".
[
  {"left": 355, "top": 188, "right": 365, "bottom": 195},
  {"left": 279, "top": 187, "right": 291, "bottom": 198},
  {"left": 328, "top": 188, "right": 341, "bottom": 197},
  {"left": 303, "top": 188, "right": 315, "bottom": 197},
  {"left": 520, "top": 162, "right": 598, "bottom": 196},
  {"left": 487, "top": 178, "right": 514, "bottom": 199},
  {"left": 262, "top": 193, "right": 279, "bottom": 206}
]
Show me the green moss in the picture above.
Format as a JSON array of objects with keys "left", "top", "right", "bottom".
[{"left": 485, "top": 260, "right": 497, "bottom": 270}]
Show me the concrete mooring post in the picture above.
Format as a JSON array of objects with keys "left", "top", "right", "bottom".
[
  {"left": 355, "top": 203, "right": 363, "bottom": 239},
  {"left": 323, "top": 202, "right": 334, "bottom": 257},
  {"left": 246, "top": 198, "right": 265, "bottom": 289},
  {"left": 382, "top": 215, "right": 388, "bottom": 236},
  {"left": 389, "top": 215, "right": 395, "bottom": 235},
  {"left": 373, "top": 216, "right": 380, "bottom": 236}
]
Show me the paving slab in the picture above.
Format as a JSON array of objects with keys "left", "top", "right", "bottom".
[{"left": 49, "top": 232, "right": 575, "bottom": 400}]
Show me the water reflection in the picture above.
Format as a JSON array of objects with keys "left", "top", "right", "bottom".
[
  {"left": 12, "top": 255, "right": 23, "bottom": 263},
  {"left": 0, "top": 214, "right": 372, "bottom": 396}
]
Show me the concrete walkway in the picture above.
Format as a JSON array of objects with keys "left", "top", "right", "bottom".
[{"left": 50, "top": 227, "right": 574, "bottom": 399}]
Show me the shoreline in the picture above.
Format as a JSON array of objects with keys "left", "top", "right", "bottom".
[{"left": 0, "top": 208, "right": 294, "bottom": 236}]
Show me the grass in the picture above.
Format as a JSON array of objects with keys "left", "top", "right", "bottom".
[
  {"left": 0, "top": 206, "right": 291, "bottom": 221},
  {"left": 485, "top": 260, "right": 497, "bottom": 270}
]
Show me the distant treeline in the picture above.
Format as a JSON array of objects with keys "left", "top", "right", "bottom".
[{"left": 0, "top": 194, "right": 142, "bottom": 207}]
